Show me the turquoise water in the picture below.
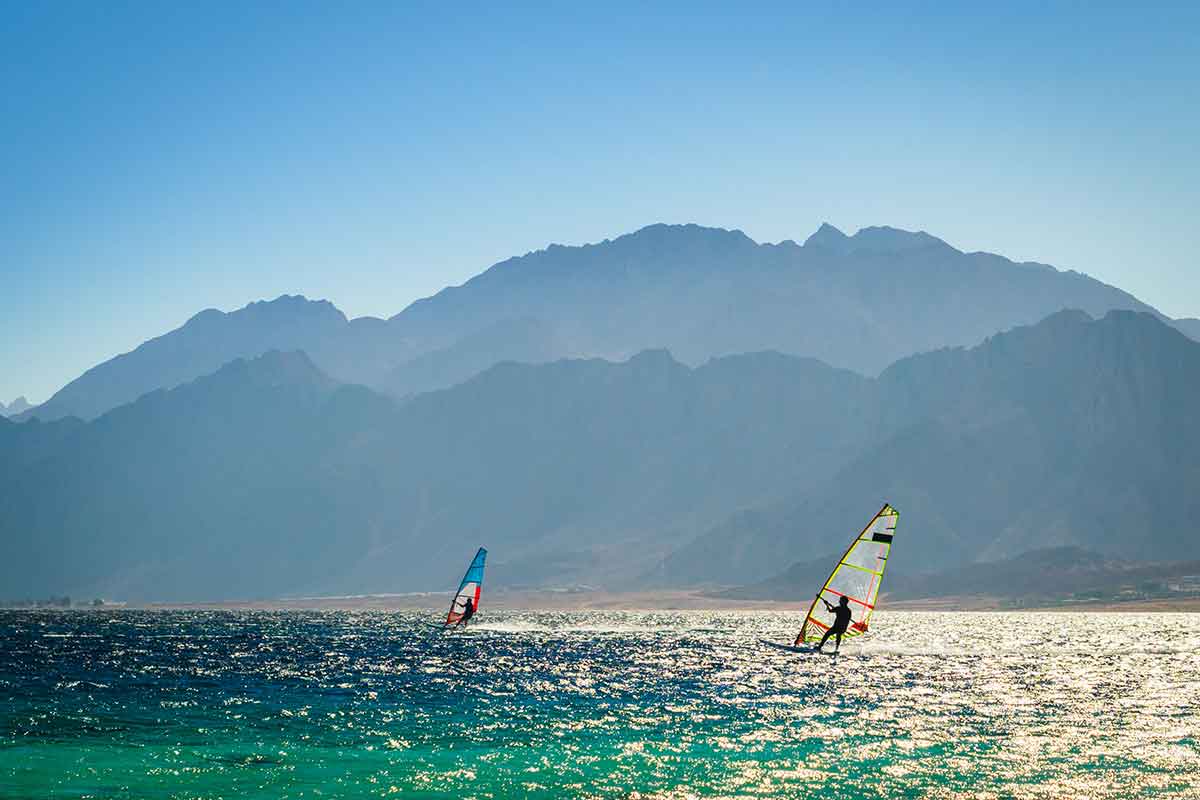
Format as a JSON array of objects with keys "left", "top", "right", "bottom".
[{"left": 2, "top": 610, "right": 1198, "bottom": 799}]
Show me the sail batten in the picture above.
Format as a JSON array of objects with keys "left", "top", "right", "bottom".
[
  {"left": 798, "top": 504, "right": 898, "bottom": 643},
  {"left": 445, "top": 547, "right": 487, "bottom": 626}
]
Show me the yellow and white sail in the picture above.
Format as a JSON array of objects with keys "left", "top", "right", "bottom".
[{"left": 798, "top": 504, "right": 898, "bottom": 643}]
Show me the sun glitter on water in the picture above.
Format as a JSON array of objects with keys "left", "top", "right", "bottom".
[{"left": 1, "top": 609, "right": 1198, "bottom": 799}]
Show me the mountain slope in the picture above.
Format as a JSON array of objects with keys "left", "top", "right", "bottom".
[
  {"left": 1174, "top": 317, "right": 1200, "bottom": 341},
  {"left": 22, "top": 296, "right": 351, "bottom": 421},
  {"left": 0, "top": 415, "right": 84, "bottom": 484},
  {"left": 380, "top": 317, "right": 566, "bottom": 399},
  {"left": 663, "top": 309, "right": 1200, "bottom": 584},
  {"left": 0, "top": 349, "right": 872, "bottom": 600}
]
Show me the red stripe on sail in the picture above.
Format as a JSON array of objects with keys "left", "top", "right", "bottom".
[{"left": 823, "top": 588, "right": 875, "bottom": 610}]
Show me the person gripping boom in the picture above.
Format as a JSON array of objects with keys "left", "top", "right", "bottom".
[
  {"left": 454, "top": 597, "right": 476, "bottom": 628},
  {"left": 794, "top": 595, "right": 857, "bottom": 652}
]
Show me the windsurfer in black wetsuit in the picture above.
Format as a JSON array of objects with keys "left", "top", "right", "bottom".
[
  {"left": 814, "top": 595, "right": 855, "bottom": 653},
  {"left": 455, "top": 597, "right": 476, "bottom": 628}
]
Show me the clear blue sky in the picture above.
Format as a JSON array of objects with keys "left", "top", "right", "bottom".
[{"left": 3, "top": 1, "right": 1197, "bottom": 403}]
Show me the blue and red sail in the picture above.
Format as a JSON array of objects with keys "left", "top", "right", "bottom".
[{"left": 445, "top": 547, "right": 487, "bottom": 625}]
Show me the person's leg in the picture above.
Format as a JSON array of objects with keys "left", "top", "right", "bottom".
[
  {"left": 833, "top": 631, "right": 843, "bottom": 652},
  {"left": 816, "top": 629, "right": 833, "bottom": 651}
]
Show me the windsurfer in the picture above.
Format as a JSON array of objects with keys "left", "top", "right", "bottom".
[
  {"left": 455, "top": 597, "right": 476, "bottom": 628},
  {"left": 813, "top": 595, "right": 854, "bottom": 652}
]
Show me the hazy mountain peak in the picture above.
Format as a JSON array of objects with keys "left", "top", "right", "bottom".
[
  {"left": 848, "top": 225, "right": 954, "bottom": 254},
  {"left": 1037, "top": 308, "right": 1095, "bottom": 328},
  {"left": 535, "top": 223, "right": 757, "bottom": 260},
  {"left": 24, "top": 294, "right": 351, "bottom": 422},
  {"left": 1037, "top": 307, "right": 1189, "bottom": 345},
  {"left": 608, "top": 223, "right": 758, "bottom": 256},
  {"left": 906, "top": 307, "right": 1175, "bottom": 370},
  {"left": 185, "top": 295, "right": 347, "bottom": 328},
  {"left": 625, "top": 221, "right": 751, "bottom": 240},
  {"left": 184, "top": 308, "right": 225, "bottom": 326},
  {"left": 802, "top": 222, "right": 849, "bottom": 249},
  {"left": 111, "top": 349, "right": 338, "bottom": 415},
  {"left": 0, "top": 396, "right": 31, "bottom": 417},
  {"left": 626, "top": 347, "right": 682, "bottom": 369},
  {"left": 224, "top": 349, "right": 333, "bottom": 387},
  {"left": 249, "top": 294, "right": 344, "bottom": 317},
  {"left": 802, "top": 223, "right": 952, "bottom": 255},
  {"left": 119, "top": 350, "right": 338, "bottom": 406},
  {"left": 1097, "top": 307, "right": 1190, "bottom": 338}
]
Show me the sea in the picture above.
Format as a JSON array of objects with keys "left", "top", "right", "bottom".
[{"left": 2, "top": 609, "right": 1198, "bottom": 799}]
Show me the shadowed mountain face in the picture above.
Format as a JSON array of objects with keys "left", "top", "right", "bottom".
[
  {"left": 0, "top": 349, "right": 871, "bottom": 600},
  {"left": 2, "top": 309, "right": 1199, "bottom": 601},
  {"left": 1, "top": 352, "right": 380, "bottom": 601},
  {"left": 0, "top": 414, "right": 84, "bottom": 484},
  {"left": 20, "top": 223, "right": 1198, "bottom": 421},
  {"left": 662, "top": 309, "right": 1200, "bottom": 586}
]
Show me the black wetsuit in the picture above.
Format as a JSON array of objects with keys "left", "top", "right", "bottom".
[
  {"left": 459, "top": 599, "right": 475, "bottom": 626},
  {"left": 829, "top": 602, "right": 852, "bottom": 633}
]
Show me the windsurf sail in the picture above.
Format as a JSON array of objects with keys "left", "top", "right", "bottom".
[
  {"left": 798, "top": 504, "right": 898, "bottom": 643},
  {"left": 444, "top": 547, "right": 487, "bottom": 626}
]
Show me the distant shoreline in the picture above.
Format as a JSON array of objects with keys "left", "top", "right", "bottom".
[{"left": 11, "top": 590, "right": 1192, "bottom": 613}]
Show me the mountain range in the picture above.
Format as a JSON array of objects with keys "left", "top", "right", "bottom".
[
  {"left": 3, "top": 303, "right": 1199, "bottom": 601},
  {"left": 4, "top": 222, "right": 1200, "bottom": 602},
  {"left": 18, "top": 223, "right": 1199, "bottom": 423}
]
